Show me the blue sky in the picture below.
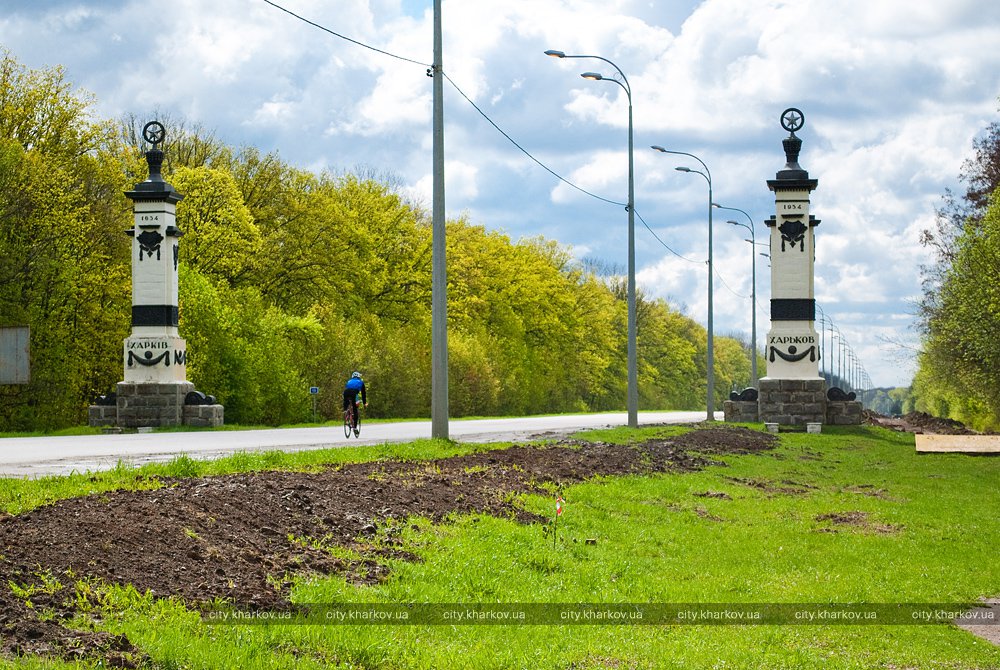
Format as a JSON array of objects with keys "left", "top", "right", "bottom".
[{"left": 3, "top": 0, "right": 1000, "bottom": 387}]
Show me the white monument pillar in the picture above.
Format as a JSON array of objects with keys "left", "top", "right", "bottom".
[
  {"left": 754, "top": 109, "right": 826, "bottom": 427},
  {"left": 724, "top": 109, "right": 862, "bottom": 428},
  {"left": 763, "top": 108, "right": 820, "bottom": 380},
  {"left": 89, "top": 121, "right": 223, "bottom": 428},
  {"left": 123, "top": 122, "right": 187, "bottom": 383}
]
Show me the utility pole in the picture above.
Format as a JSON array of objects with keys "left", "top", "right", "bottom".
[{"left": 431, "top": 0, "right": 448, "bottom": 439}]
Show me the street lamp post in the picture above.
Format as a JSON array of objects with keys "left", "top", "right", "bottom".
[
  {"left": 546, "top": 49, "right": 637, "bottom": 428},
  {"left": 650, "top": 146, "right": 714, "bottom": 421},
  {"left": 834, "top": 331, "right": 842, "bottom": 386},
  {"left": 715, "top": 204, "right": 757, "bottom": 385},
  {"left": 818, "top": 309, "right": 825, "bottom": 383},
  {"left": 831, "top": 332, "right": 838, "bottom": 386}
]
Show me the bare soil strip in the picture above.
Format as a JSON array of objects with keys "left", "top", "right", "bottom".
[{"left": 0, "top": 427, "right": 773, "bottom": 665}]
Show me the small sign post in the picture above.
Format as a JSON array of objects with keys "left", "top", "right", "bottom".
[{"left": 309, "top": 386, "right": 319, "bottom": 422}]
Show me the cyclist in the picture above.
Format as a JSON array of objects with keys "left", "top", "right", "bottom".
[{"left": 343, "top": 371, "right": 367, "bottom": 436}]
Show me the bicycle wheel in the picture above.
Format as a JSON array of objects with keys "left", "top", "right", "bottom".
[
  {"left": 343, "top": 408, "right": 352, "bottom": 438},
  {"left": 354, "top": 406, "right": 361, "bottom": 437}
]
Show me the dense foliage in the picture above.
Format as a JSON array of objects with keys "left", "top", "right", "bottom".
[
  {"left": 914, "top": 106, "right": 1000, "bottom": 430},
  {"left": 0, "top": 52, "right": 755, "bottom": 430}
]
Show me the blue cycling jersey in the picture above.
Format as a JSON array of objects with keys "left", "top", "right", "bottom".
[{"left": 345, "top": 378, "right": 364, "bottom": 392}]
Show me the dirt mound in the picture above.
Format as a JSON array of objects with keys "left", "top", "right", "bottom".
[
  {"left": 0, "top": 427, "right": 773, "bottom": 664},
  {"left": 900, "top": 411, "right": 975, "bottom": 434},
  {"left": 658, "top": 425, "right": 776, "bottom": 454},
  {"left": 814, "top": 511, "right": 903, "bottom": 535},
  {"left": 863, "top": 410, "right": 976, "bottom": 435}
]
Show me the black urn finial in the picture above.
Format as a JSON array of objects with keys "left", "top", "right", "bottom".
[
  {"left": 775, "top": 108, "right": 809, "bottom": 181},
  {"left": 142, "top": 121, "right": 166, "bottom": 183},
  {"left": 124, "top": 120, "right": 182, "bottom": 202},
  {"left": 782, "top": 134, "right": 803, "bottom": 171}
]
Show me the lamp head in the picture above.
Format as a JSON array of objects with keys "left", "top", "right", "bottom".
[
  {"left": 581, "top": 72, "right": 603, "bottom": 80},
  {"left": 727, "top": 220, "right": 739, "bottom": 226},
  {"left": 544, "top": 50, "right": 566, "bottom": 58},
  {"left": 650, "top": 145, "right": 666, "bottom": 152},
  {"left": 675, "top": 167, "right": 692, "bottom": 173}
]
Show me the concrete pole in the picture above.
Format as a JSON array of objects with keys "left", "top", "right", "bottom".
[
  {"left": 546, "top": 51, "right": 637, "bottom": 428},
  {"left": 750, "top": 232, "right": 756, "bottom": 384},
  {"left": 652, "top": 149, "right": 714, "bottom": 420},
  {"left": 718, "top": 206, "right": 757, "bottom": 385},
  {"left": 431, "top": 0, "right": 448, "bottom": 439},
  {"left": 626, "top": 100, "right": 637, "bottom": 428},
  {"left": 706, "top": 181, "right": 714, "bottom": 420}
]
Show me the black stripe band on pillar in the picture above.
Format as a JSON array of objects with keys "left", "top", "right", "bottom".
[
  {"left": 132, "top": 305, "right": 179, "bottom": 327},
  {"left": 771, "top": 298, "right": 815, "bottom": 321}
]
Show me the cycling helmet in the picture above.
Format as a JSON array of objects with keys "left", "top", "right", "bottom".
[{"left": 351, "top": 371, "right": 362, "bottom": 379}]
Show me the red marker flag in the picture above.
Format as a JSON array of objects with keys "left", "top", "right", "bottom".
[{"left": 556, "top": 496, "right": 564, "bottom": 517}]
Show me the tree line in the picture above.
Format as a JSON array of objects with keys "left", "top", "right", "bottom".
[
  {"left": 913, "top": 102, "right": 1000, "bottom": 430},
  {"left": 0, "top": 51, "right": 756, "bottom": 430}
]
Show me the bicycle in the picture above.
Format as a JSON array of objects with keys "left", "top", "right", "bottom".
[
  {"left": 343, "top": 398, "right": 362, "bottom": 438},
  {"left": 343, "top": 404, "right": 353, "bottom": 438}
]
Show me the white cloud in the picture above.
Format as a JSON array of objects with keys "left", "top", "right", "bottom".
[
  {"left": 406, "top": 159, "right": 479, "bottom": 204},
  {"left": 4, "top": 0, "right": 999, "bottom": 387},
  {"left": 247, "top": 97, "right": 298, "bottom": 127}
]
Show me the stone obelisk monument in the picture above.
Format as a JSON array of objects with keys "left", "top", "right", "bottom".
[
  {"left": 123, "top": 121, "right": 187, "bottom": 389},
  {"left": 755, "top": 108, "right": 826, "bottom": 427},
  {"left": 90, "top": 121, "right": 223, "bottom": 428},
  {"left": 725, "top": 109, "right": 860, "bottom": 428},
  {"left": 764, "top": 108, "right": 821, "bottom": 380}
]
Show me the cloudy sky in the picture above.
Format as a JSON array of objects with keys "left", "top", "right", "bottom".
[{"left": 4, "top": 0, "right": 1000, "bottom": 388}]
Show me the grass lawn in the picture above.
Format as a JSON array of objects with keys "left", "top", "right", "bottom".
[{"left": 1, "top": 425, "right": 998, "bottom": 669}]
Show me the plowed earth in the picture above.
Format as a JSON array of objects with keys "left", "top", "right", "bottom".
[
  {"left": 863, "top": 410, "right": 978, "bottom": 435},
  {"left": 0, "top": 426, "right": 774, "bottom": 666}
]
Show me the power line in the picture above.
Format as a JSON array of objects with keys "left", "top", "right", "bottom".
[
  {"left": 441, "top": 72, "right": 626, "bottom": 208},
  {"left": 262, "top": 0, "right": 429, "bottom": 67},
  {"left": 262, "top": 1, "right": 625, "bottom": 207},
  {"left": 633, "top": 210, "right": 702, "bottom": 264},
  {"left": 263, "top": 1, "right": 705, "bottom": 273},
  {"left": 712, "top": 267, "right": 750, "bottom": 300},
  {"left": 445, "top": 71, "right": 707, "bottom": 267}
]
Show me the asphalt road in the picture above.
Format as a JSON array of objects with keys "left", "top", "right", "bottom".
[{"left": 0, "top": 411, "right": 716, "bottom": 478}]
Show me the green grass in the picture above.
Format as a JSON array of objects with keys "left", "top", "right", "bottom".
[
  {"left": 0, "top": 438, "right": 503, "bottom": 515},
  {"left": 3, "top": 425, "right": 1000, "bottom": 669}
]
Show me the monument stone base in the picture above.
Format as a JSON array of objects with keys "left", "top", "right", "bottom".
[
  {"left": 724, "top": 400, "right": 760, "bottom": 423},
  {"left": 826, "top": 399, "right": 862, "bottom": 425},
  {"left": 758, "top": 378, "right": 826, "bottom": 425},
  {"left": 183, "top": 403, "right": 225, "bottom": 427},
  {"left": 723, "top": 379, "right": 863, "bottom": 427},
  {"left": 88, "top": 381, "right": 224, "bottom": 429}
]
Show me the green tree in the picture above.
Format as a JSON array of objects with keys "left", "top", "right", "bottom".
[
  {"left": 0, "top": 47, "right": 761, "bottom": 429},
  {"left": 179, "top": 265, "right": 319, "bottom": 425},
  {"left": 915, "top": 189, "right": 1000, "bottom": 429},
  {"left": 914, "top": 106, "right": 1000, "bottom": 429},
  {"left": 172, "top": 166, "right": 260, "bottom": 285},
  {"left": 0, "top": 52, "right": 130, "bottom": 430}
]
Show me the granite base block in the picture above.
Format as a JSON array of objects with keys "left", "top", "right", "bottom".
[
  {"left": 754, "top": 378, "right": 826, "bottom": 426},
  {"left": 89, "top": 381, "right": 224, "bottom": 428},
  {"left": 723, "top": 400, "right": 759, "bottom": 423},
  {"left": 826, "top": 400, "right": 862, "bottom": 425},
  {"left": 183, "top": 404, "right": 225, "bottom": 428},
  {"left": 725, "top": 379, "right": 863, "bottom": 428}
]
